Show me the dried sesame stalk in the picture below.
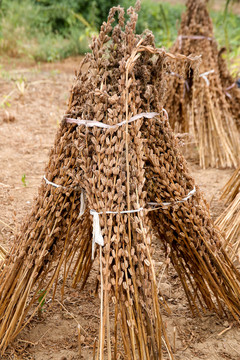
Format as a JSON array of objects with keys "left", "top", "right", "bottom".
[{"left": 216, "top": 166, "right": 240, "bottom": 260}]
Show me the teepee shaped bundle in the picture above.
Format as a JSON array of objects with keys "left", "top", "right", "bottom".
[
  {"left": 218, "top": 47, "right": 240, "bottom": 130},
  {"left": 216, "top": 166, "right": 240, "bottom": 259},
  {"left": 164, "top": 0, "right": 240, "bottom": 168},
  {"left": 0, "top": 4, "right": 181, "bottom": 357}
]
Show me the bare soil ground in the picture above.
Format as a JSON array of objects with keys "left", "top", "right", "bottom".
[{"left": 0, "top": 57, "right": 239, "bottom": 360}]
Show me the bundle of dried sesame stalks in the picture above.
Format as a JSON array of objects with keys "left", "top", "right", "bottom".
[
  {"left": 164, "top": 0, "right": 240, "bottom": 168},
  {"left": 0, "top": 4, "right": 175, "bottom": 357},
  {"left": 216, "top": 166, "right": 240, "bottom": 260},
  {"left": 1, "top": 2, "right": 240, "bottom": 359}
]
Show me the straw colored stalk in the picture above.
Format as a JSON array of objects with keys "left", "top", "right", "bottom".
[
  {"left": 215, "top": 166, "right": 240, "bottom": 260},
  {"left": 220, "top": 165, "right": 240, "bottom": 204},
  {"left": 191, "top": 78, "right": 239, "bottom": 169},
  {"left": 164, "top": 0, "right": 240, "bottom": 169},
  {"left": 216, "top": 193, "right": 240, "bottom": 261},
  {"left": 0, "top": 244, "right": 7, "bottom": 262}
]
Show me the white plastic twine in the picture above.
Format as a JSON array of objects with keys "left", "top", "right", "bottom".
[
  {"left": 79, "top": 190, "right": 86, "bottom": 217},
  {"left": 90, "top": 185, "right": 196, "bottom": 259},
  {"left": 225, "top": 83, "right": 236, "bottom": 91},
  {"left": 43, "top": 175, "right": 86, "bottom": 217},
  {"left": 148, "top": 186, "right": 196, "bottom": 207},
  {"left": 225, "top": 83, "right": 236, "bottom": 99},
  {"left": 170, "top": 68, "right": 215, "bottom": 88},
  {"left": 90, "top": 210, "right": 105, "bottom": 260},
  {"left": 43, "top": 175, "right": 62, "bottom": 188},
  {"left": 90, "top": 208, "right": 143, "bottom": 259},
  {"left": 44, "top": 175, "right": 196, "bottom": 259},
  {"left": 170, "top": 72, "right": 190, "bottom": 95},
  {"left": 170, "top": 71, "right": 183, "bottom": 80},
  {"left": 178, "top": 35, "right": 213, "bottom": 49},
  {"left": 65, "top": 110, "right": 168, "bottom": 129},
  {"left": 199, "top": 70, "right": 215, "bottom": 87}
]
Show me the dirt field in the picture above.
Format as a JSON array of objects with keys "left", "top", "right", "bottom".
[{"left": 0, "top": 57, "right": 239, "bottom": 360}]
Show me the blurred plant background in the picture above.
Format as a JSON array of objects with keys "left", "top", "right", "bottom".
[{"left": 0, "top": 0, "right": 239, "bottom": 74}]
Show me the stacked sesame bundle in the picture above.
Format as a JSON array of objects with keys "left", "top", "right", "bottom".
[
  {"left": 0, "top": 4, "right": 176, "bottom": 357},
  {"left": 164, "top": 0, "right": 240, "bottom": 168},
  {"left": 216, "top": 166, "right": 240, "bottom": 260},
  {"left": 1, "top": 3, "right": 240, "bottom": 359}
]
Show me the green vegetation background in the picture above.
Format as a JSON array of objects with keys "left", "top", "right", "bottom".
[{"left": 0, "top": 0, "right": 239, "bottom": 72}]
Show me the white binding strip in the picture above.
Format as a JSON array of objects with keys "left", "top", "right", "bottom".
[
  {"left": 170, "top": 71, "right": 183, "bottom": 79},
  {"left": 148, "top": 186, "right": 196, "bottom": 207},
  {"left": 169, "top": 72, "right": 190, "bottom": 94},
  {"left": 225, "top": 83, "right": 236, "bottom": 91},
  {"left": 90, "top": 207, "right": 143, "bottom": 259},
  {"left": 43, "top": 175, "right": 62, "bottom": 188},
  {"left": 170, "top": 69, "right": 214, "bottom": 87},
  {"left": 65, "top": 110, "right": 168, "bottom": 128},
  {"left": 180, "top": 35, "right": 213, "bottom": 40},
  {"left": 199, "top": 70, "right": 215, "bottom": 86},
  {"left": 43, "top": 176, "right": 86, "bottom": 217},
  {"left": 79, "top": 190, "right": 86, "bottom": 217},
  {"left": 90, "top": 184, "right": 196, "bottom": 259},
  {"left": 178, "top": 35, "right": 212, "bottom": 49},
  {"left": 90, "top": 210, "right": 104, "bottom": 259}
]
